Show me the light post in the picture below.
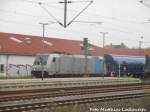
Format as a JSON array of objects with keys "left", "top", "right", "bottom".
[
  {"left": 39, "top": 22, "right": 48, "bottom": 80},
  {"left": 100, "top": 32, "right": 108, "bottom": 78}
]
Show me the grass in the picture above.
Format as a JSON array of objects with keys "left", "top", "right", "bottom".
[
  {"left": 139, "top": 97, "right": 150, "bottom": 108},
  {"left": 54, "top": 105, "right": 80, "bottom": 112},
  {"left": 131, "top": 93, "right": 150, "bottom": 111},
  {"left": 134, "top": 90, "right": 150, "bottom": 110},
  {"left": 47, "top": 104, "right": 80, "bottom": 112}
]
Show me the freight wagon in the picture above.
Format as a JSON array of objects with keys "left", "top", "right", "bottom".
[
  {"left": 104, "top": 54, "right": 146, "bottom": 77},
  {"left": 145, "top": 55, "right": 150, "bottom": 78}
]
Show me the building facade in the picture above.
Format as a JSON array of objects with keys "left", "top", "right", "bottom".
[{"left": 0, "top": 54, "right": 34, "bottom": 77}]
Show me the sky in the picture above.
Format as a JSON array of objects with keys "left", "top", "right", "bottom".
[{"left": 0, "top": 0, "right": 150, "bottom": 48}]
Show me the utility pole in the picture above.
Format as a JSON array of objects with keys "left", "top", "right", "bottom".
[
  {"left": 39, "top": 22, "right": 48, "bottom": 80},
  {"left": 100, "top": 32, "right": 108, "bottom": 78},
  {"left": 139, "top": 36, "right": 143, "bottom": 56}
]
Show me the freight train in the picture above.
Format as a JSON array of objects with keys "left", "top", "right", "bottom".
[{"left": 31, "top": 53, "right": 150, "bottom": 78}]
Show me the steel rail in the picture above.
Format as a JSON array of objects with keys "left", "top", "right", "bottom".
[
  {"left": 0, "top": 83, "right": 149, "bottom": 100},
  {"left": 0, "top": 91, "right": 150, "bottom": 112},
  {"left": 0, "top": 82, "right": 148, "bottom": 95},
  {"left": 0, "top": 83, "right": 149, "bottom": 112}
]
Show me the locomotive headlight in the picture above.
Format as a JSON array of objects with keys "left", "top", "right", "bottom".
[{"left": 43, "top": 68, "right": 47, "bottom": 71}]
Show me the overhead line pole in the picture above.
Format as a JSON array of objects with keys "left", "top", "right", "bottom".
[
  {"left": 40, "top": 23, "right": 48, "bottom": 38},
  {"left": 39, "top": 22, "right": 48, "bottom": 80},
  {"left": 100, "top": 32, "right": 108, "bottom": 78},
  {"left": 139, "top": 36, "right": 143, "bottom": 56},
  {"left": 64, "top": 0, "right": 67, "bottom": 28},
  {"left": 59, "top": 0, "right": 93, "bottom": 28},
  {"left": 59, "top": 0, "right": 72, "bottom": 28}
]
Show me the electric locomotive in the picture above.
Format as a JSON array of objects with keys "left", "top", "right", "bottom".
[{"left": 31, "top": 53, "right": 103, "bottom": 78}]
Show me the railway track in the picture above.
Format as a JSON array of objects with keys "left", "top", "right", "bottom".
[
  {"left": 0, "top": 90, "right": 150, "bottom": 112},
  {"left": 0, "top": 78, "right": 141, "bottom": 92},
  {"left": 0, "top": 82, "right": 150, "bottom": 112},
  {"left": 0, "top": 83, "right": 150, "bottom": 102}
]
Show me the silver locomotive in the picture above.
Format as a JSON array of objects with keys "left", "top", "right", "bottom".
[{"left": 31, "top": 53, "right": 104, "bottom": 78}]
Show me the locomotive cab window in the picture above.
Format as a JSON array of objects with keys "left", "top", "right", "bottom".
[
  {"left": 53, "top": 57, "right": 56, "bottom": 62},
  {"left": 34, "top": 55, "right": 48, "bottom": 65}
]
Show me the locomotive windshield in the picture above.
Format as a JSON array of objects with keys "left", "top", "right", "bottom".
[{"left": 34, "top": 55, "right": 48, "bottom": 65}]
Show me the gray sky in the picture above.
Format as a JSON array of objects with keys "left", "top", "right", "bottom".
[{"left": 0, "top": 0, "right": 150, "bottom": 48}]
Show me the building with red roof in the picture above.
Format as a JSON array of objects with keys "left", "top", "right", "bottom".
[
  {"left": 0, "top": 32, "right": 100, "bottom": 56},
  {"left": 0, "top": 32, "right": 150, "bottom": 77},
  {"left": 0, "top": 32, "right": 150, "bottom": 56}
]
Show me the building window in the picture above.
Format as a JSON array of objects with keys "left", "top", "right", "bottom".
[{"left": 0, "top": 64, "right": 4, "bottom": 73}]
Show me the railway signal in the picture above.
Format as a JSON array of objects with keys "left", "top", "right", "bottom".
[
  {"left": 100, "top": 32, "right": 108, "bottom": 78},
  {"left": 83, "top": 38, "right": 89, "bottom": 76},
  {"left": 80, "top": 38, "right": 90, "bottom": 76}
]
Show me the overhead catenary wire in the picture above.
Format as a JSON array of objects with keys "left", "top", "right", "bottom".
[
  {"left": 14, "top": 0, "right": 141, "bottom": 25},
  {"left": 38, "top": 2, "right": 63, "bottom": 26},
  {"left": 0, "top": 18, "right": 97, "bottom": 37},
  {"left": 19, "top": 0, "right": 95, "bottom": 28},
  {"left": 38, "top": 0, "right": 94, "bottom": 28},
  {"left": 17, "top": 0, "right": 150, "bottom": 29},
  {"left": 0, "top": 8, "right": 143, "bottom": 36},
  {"left": 0, "top": 17, "right": 131, "bottom": 36},
  {"left": 21, "top": 0, "right": 93, "bottom": 4},
  {"left": 0, "top": 18, "right": 149, "bottom": 48},
  {"left": 59, "top": 0, "right": 93, "bottom": 3},
  {"left": 20, "top": 0, "right": 145, "bottom": 25},
  {"left": 139, "top": 0, "right": 150, "bottom": 8},
  {"left": 0, "top": 9, "right": 50, "bottom": 20},
  {"left": 0, "top": 16, "right": 147, "bottom": 45},
  {"left": 38, "top": 0, "right": 140, "bottom": 25},
  {"left": 142, "top": 41, "right": 150, "bottom": 43},
  {"left": 0, "top": 18, "right": 39, "bottom": 27},
  {"left": 20, "top": 0, "right": 59, "bottom": 5},
  {"left": 1, "top": 0, "right": 150, "bottom": 47},
  {"left": 73, "top": 20, "right": 102, "bottom": 24},
  {"left": 0, "top": 18, "right": 56, "bottom": 28},
  {"left": 0, "top": 8, "right": 143, "bottom": 35},
  {"left": 66, "top": 0, "right": 93, "bottom": 27},
  {"left": 0, "top": 10, "right": 147, "bottom": 38}
]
